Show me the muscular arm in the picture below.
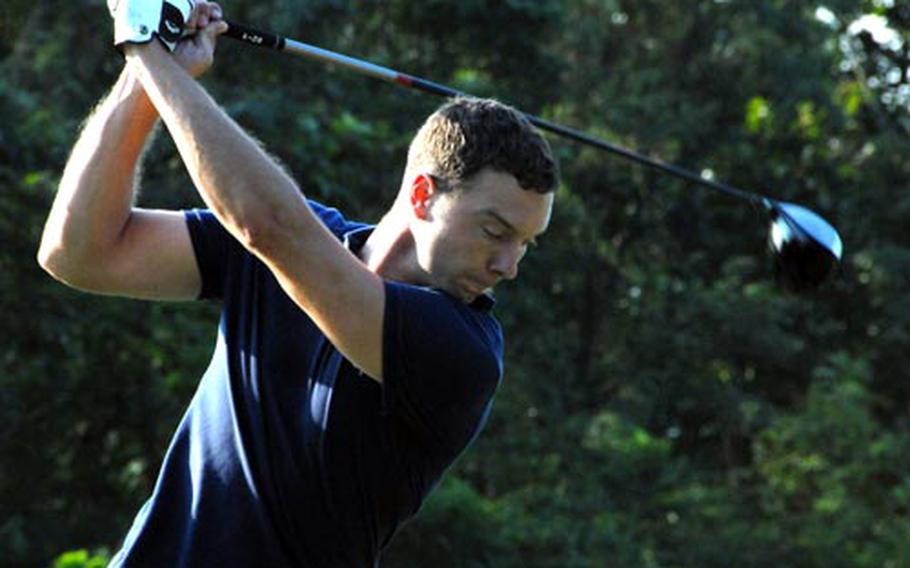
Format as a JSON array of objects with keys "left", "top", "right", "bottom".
[
  {"left": 37, "top": 68, "right": 200, "bottom": 300},
  {"left": 125, "top": 41, "right": 385, "bottom": 381}
]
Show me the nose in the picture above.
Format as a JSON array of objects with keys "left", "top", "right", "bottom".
[{"left": 488, "top": 245, "right": 524, "bottom": 281}]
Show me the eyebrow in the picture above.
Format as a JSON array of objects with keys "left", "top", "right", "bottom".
[{"left": 484, "top": 210, "right": 539, "bottom": 246}]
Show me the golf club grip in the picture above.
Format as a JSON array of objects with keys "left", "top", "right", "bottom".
[{"left": 224, "top": 21, "right": 285, "bottom": 51}]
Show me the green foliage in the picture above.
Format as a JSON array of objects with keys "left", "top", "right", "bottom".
[
  {"left": 3, "top": 1, "right": 909, "bottom": 566},
  {"left": 50, "top": 549, "right": 110, "bottom": 568}
]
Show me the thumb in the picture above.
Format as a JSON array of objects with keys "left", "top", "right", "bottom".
[
  {"left": 211, "top": 20, "right": 229, "bottom": 37},
  {"left": 196, "top": 20, "right": 228, "bottom": 49}
]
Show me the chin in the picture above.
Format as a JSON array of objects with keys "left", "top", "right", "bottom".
[
  {"left": 446, "top": 283, "right": 476, "bottom": 304},
  {"left": 454, "top": 289, "right": 476, "bottom": 304}
]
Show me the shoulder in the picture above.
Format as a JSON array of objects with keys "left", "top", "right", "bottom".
[
  {"left": 383, "top": 281, "right": 503, "bottom": 390},
  {"left": 306, "top": 199, "right": 370, "bottom": 240},
  {"left": 380, "top": 281, "right": 504, "bottom": 453},
  {"left": 186, "top": 201, "right": 368, "bottom": 242}
]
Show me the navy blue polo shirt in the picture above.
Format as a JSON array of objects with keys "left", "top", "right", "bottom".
[{"left": 110, "top": 201, "right": 503, "bottom": 567}]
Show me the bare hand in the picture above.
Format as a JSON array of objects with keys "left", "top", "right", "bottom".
[{"left": 173, "top": 2, "right": 228, "bottom": 77}]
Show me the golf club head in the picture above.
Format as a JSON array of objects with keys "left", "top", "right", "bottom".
[{"left": 767, "top": 201, "right": 843, "bottom": 292}]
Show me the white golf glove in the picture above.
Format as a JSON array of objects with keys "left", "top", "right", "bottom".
[{"left": 108, "top": 0, "right": 195, "bottom": 52}]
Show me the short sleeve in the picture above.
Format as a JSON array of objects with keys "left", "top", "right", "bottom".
[
  {"left": 306, "top": 200, "right": 369, "bottom": 240},
  {"left": 184, "top": 201, "right": 365, "bottom": 300},
  {"left": 184, "top": 209, "right": 238, "bottom": 300},
  {"left": 381, "top": 281, "right": 504, "bottom": 454}
]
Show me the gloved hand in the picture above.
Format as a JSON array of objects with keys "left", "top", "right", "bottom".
[{"left": 108, "top": 0, "right": 196, "bottom": 52}]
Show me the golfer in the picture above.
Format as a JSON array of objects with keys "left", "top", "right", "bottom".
[{"left": 38, "top": 1, "right": 558, "bottom": 565}]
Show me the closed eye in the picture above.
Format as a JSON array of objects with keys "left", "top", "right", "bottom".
[
  {"left": 481, "top": 209, "right": 541, "bottom": 249},
  {"left": 483, "top": 227, "right": 507, "bottom": 241},
  {"left": 482, "top": 227, "right": 539, "bottom": 252}
]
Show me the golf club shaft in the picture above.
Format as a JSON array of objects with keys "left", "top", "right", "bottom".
[{"left": 223, "top": 20, "right": 767, "bottom": 207}]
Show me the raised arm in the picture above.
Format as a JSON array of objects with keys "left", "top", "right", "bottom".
[
  {"left": 36, "top": 66, "right": 201, "bottom": 301},
  {"left": 124, "top": 14, "right": 386, "bottom": 380},
  {"left": 37, "top": 3, "right": 238, "bottom": 301}
]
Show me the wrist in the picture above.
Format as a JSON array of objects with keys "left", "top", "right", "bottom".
[
  {"left": 116, "top": 67, "right": 160, "bottom": 125},
  {"left": 124, "top": 38, "right": 168, "bottom": 61}
]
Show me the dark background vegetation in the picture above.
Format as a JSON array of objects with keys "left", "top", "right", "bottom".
[{"left": 3, "top": 1, "right": 909, "bottom": 566}]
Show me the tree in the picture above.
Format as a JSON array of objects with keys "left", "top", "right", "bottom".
[{"left": 2, "top": 1, "right": 908, "bottom": 566}]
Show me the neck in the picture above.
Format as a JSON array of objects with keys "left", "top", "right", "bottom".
[{"left": 360, "top": 208, "right": 428, "bottom": 286}]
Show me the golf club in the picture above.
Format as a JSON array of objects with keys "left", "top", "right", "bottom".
[{"left": 221, "top": 20, "right": 844, "bottom": 291}]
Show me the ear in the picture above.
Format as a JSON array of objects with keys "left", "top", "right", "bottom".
[{"left": 409, "top": 174, "right": 437, "bottom": 220}]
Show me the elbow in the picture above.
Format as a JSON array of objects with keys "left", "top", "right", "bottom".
[
  {"left": 37, "top": 246, "right": 103, "bottom": 292},
  {"left": 233, "top": 203, "right": 304, "bottom": 258},
  {"left": 235, "top": 216, "right": 272, "bottom": 253},
  {"left": 37, "top": 199, "right": 76, "bottom": 280},
  {"left": 36, "top": 240, "right": 79, "bottom": 286},
  {"left": 36, "top": 235, "right": 65, "bottom": 278},
  {"left": 36, "top": 238, "right": 52, "bottom": 272},
  {"left": 229, "top": 211, "right": 271, "bottom": 256},
  {"left": 36, "top": 230, "right": 93, "bottom": 289}
]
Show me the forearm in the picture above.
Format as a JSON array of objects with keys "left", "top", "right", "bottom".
[
  {"left": 124, "top": 41, "right": 318, "bottom": 250},
  {"left": 39, "top": 68, "right": 159, "bottom": 275},
  {"left": 125, "top": 42, "right": 385, "bottom": 378}
]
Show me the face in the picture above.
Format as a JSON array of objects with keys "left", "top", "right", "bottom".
[{"left": 409, "top": 167, "right": 554, "bottom": 303}]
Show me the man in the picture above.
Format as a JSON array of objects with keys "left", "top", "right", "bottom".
[{"left": 38, "top": 1, "right": 558, "bottom": 565}]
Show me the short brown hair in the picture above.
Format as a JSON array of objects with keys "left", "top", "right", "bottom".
[{"left": 406, "top": 97, "right": 559, "bottom": 194}]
